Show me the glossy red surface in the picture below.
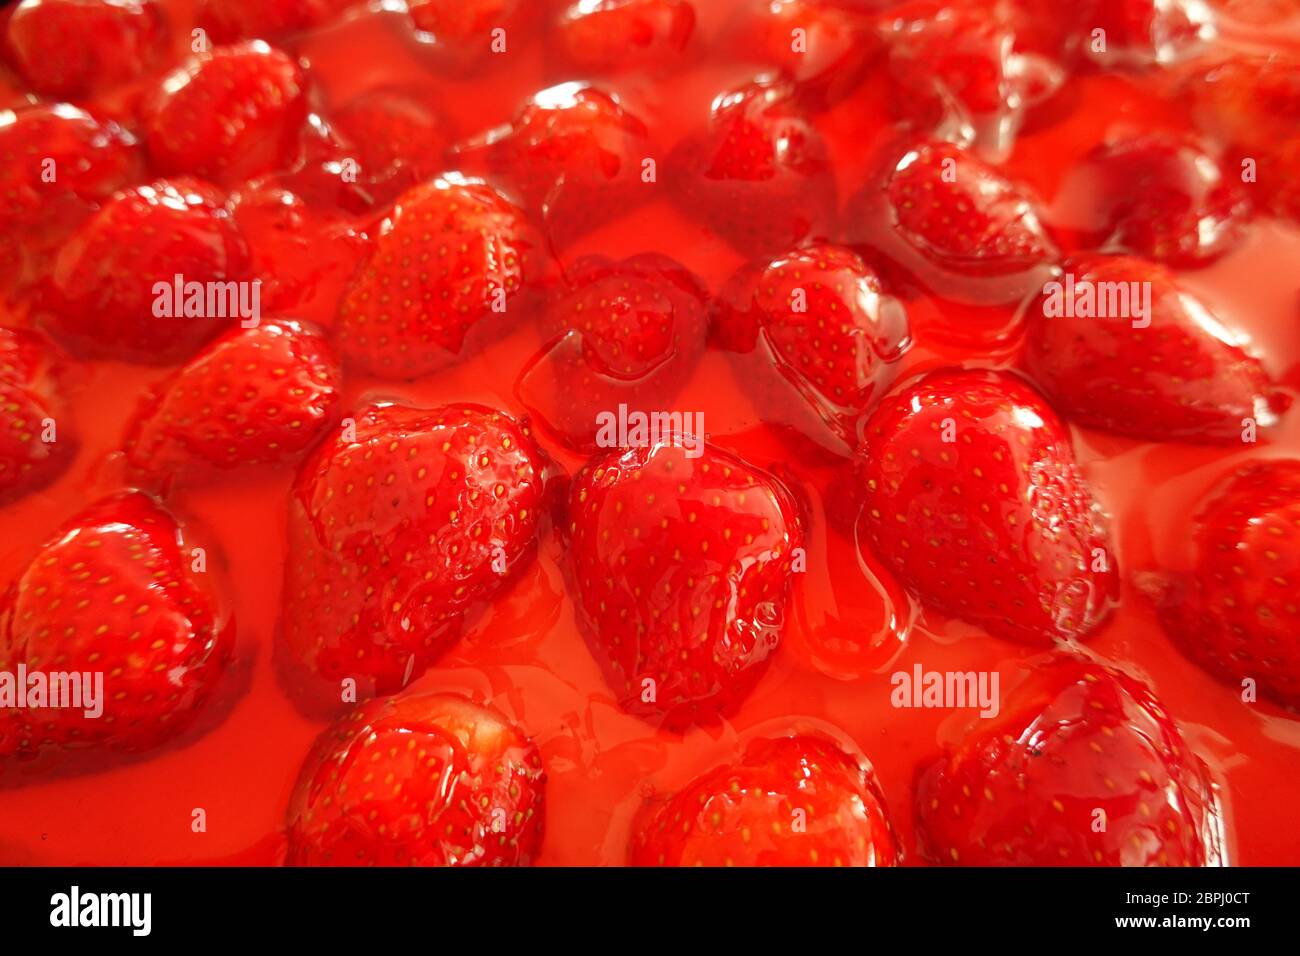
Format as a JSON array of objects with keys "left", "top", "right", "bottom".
[{"left": 0, "top": 0, "right": 1298, "bottom": 866}]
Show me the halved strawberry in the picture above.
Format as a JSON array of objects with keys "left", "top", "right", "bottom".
[
  {"left": 1065, "top": 133, "right": 1251, "bottom": 266},
  {"left": 455, "top": 83, "right": 651, "bottom": 249},
  {"left": 631, "top": 734, "right": 899, "bottom": 866},
  {"left": 847, "top": 140, "right": 1058, "bottom": 307},
  {"left": 331, "top": 87, "right": 450, "bottom": 209},
  {"left": 198, "top": 0, "right": 364, "bottom": 43},
  {"left": 337, "top": 175, "right": 540, "bottom": 379},
  {"left": 552, "top": 0, "right": 696, "bottom": 74},
  {"left": 517, "top": 253, "right": 709, "bottom": 453},
  {"left": 123, "top": 318, "right": 342, "bottom": 481},
  {"left": 286, "top": 692, "right": 545, "bottom": 866},
  {"left": 715, "top": 242, "right": 911, "bottom": 448},
  {"left": 143, "top": 41, "right": 310, "bottom": 186},
  {"left": 36, "top": 177, "right": 253, "bottom": 363},
  {"left": 278, "top": 403, "right": 555, "bottom": 705},
  {"left": 916, "top": 654, "right": 1226, "bottom": 865},
  {"left": 564, "top": 439, "right": 805, "bottom": 728},
  {"left": 0, "top": 492, "right": 234, "bottom": 760},
  {"left": 668, "top": 78, "right": 836, "bottom": 256},
  {"left": 1151, "top": 460, "right": 1300, "bottom": 709},
  {"left": 1023, "top": 254, "right": 1283, "bottom": 444},
  {"left": 0, "top": 328, "right": 75, "bottom": 506},
  {"left": 881, "top": 0, "right": 1065, "bottom": 159},
  {"left": 4, "top": 0, "right": 166, "bottom": 98},
  {"left": 857, "top": 368, "right": 1118, "bottom": 645}
]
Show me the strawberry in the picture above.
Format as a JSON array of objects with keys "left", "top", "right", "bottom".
[
  {"left": 631, "top": 734, "right": 899, "bottom": 866},
  {"left": 1187, "top": 54, "right": 1300, "bottom": 221},
  {"left": 198, "top": 0, "right": 364, "bottom": 43},
  {"left": 0, "top": 492, "right": 234, "bottom": 760},
  {"left": 564, "top": 439, "right": 805, "bottom": 728},
  {"left": 1024, "top": 254, "right": 1283, "bottom": 444},
  {"left": 0, "top": 328, "right": 75, "bottom": 505},
  {"left": 123, "top": 318, "right": 342, "bottom": 480},
  {"left": 3, "top": 0, "right": 166, "bottom": 98},
  {"left": 331, "top": 87, "right": 450, "bottom": 209},
  {"left": 668, "top": 79, "right": 836, "bottom": 257},
  {"left": 406, "top": 0, "right": 537, "bottom": 70},
  {"left": 0, "top": 103, "right": 139, "bottom": 233},
  {"left": 36, "top": 177, "right": 253, "bottom": 363},
  {"left": 337, "top": 176, "right": 539, "bottom": 379},
  {"left": 727, "top": 0, "right": 879, "bottom": 109},
  {"left": 881, "top": 0, "right": 1065, "bottom": 159},
  {"left": 856, "top": 368, "right": 1118, "bottom": 645},
  {"left": 286, "top": 692, "right": 545, "bottom": 866},
  {"left": 1084, "top": 0, "right": 1214, "bottom": 67},
  {"left": 1068, "top": 133, "right": 1251, "bottom": 267},
  {"left": 143, "top": 42, "right": 310, "bottom": 186},
  {"left": 456, "top": 83, "right": 650, "bottom": 248},
  {"left": 552, "top": 0, "right": 695, "bottom": 74},
  {"left": 1151, "top": 460, "right": 1300, "bottom": 709},
  {"left": 714, "top": 242, "right": 911, "bottom": 447},
  {"left": 916, "top": 654, "right": 1226, "bottom": 865},
  {"left": 278, "top": 403, "right": 554, "bottom": 704},
  {"left": 517, "top": 253, "right": 709, "bottom": 453}
]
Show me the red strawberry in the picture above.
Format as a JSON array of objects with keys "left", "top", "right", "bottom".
[
  {"left": 1187, "top": 54, "right": 1300, "bottom": 221},
  {"left": 286, "top": 692, "right": 545, "bottom": 866},
  {"left": 631, "top": 734, "right": 899, "bottom": 866},
  {"left": 337, "top": 176, "right": 539, "bottom": 379},
  {"left": 916, "top": 655, "right": 1226, "bottom": 865},
  {"left": 715, "top": 242, "right": 911, "bottom": 447},
  {"left": 199, "top": 0, "right": 364, "bottom": 42},
  {"left": 882, "top": 0, "right": 1065, "bottom": 159},
  {"left": 406, "top": 0, "right": 536, "bottom": 70},
  {"left": 0, "top": 103, "right": 139, "bottom": 233},
  {"left": 456, "top": 83, "right": 650, "bottom": 248},
  {"left": 331, "top": 87, "right": 450, "bottom": 209},
  {"left": 0, "top": 492, "right": 235, "bottom": 760},
  {"left": 143, "top": 42, "right": 309, "bottom": 186},
  {"left": 669, "top": 79, "right": 836, "bottom": 257},
  {"left": 1151, "top": 460, "right": 1300, "bottom": 709},
  {"left": 123, "top": 318, "right": 342, "bottom": 480},
  {"left": 552, "top": 0, "right": 696, "bottom": 74},
  {"left": 517, "top": 253, "right": 709, "bottom": 453},
  {"left": 279, "top": 403, "right": 554, "bottom": 705},
  {"left": 3, "top": 0, "right": 166, "bottom": 98},
  {"left": 564, "top": 440, "right": 805, "bottom": 728},
  {"left": 728, "top": 0, "right": 879, "bottom": 109},
  {"left": 37, "top": 177, "right": 253, "bottom": 363},
  {"left": 857, "top": 368, "right": 1118, "bottom": 645},
  {"left": 1066, "top": 134, "right": 1251, "bottom": 267},
  {"left": 1024, "top": 254, "right": 1283, "bottom": 444},
  {"left": 1084, "top": 0, "right": 1214, "bottom": 67},
  {"left": 0, "top": 328, "right": 75, "bottom": 505}
]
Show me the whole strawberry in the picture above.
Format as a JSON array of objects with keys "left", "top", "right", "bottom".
[
  {"left": 337, "top": 175, "right": 539, "bottom": 379},
  {"left": 1151, "top": 460, "right": 1300, "bottom": 709},
  {"left": 199, "top": 0, "right": 364, "bottom": 42},
  {"left": 0, "top": 328, "right": 75, "bottom": 505},
  {"left": 144, "top": 42, "right": 309, "bottom": 185},
  {"left": 37, "top": 178, "right": 253, "bottom": 363},
  {"left": 287, "top": 692, "right": 545, "bottom": 866},
  {"left": 518, "top": 253, "right": 709, "bottom": 453},
  {"left": 552, "top": 0, "right": 696, "bottom": 75},
  {"left": 715, "top": 242, "right": 911, "bottom": 447},
  {"left": 4, "top": 0, "right": 167, "bottom": 98},
  {"left": 631, "top": 734, "right": 899, "bottom": 866},
  {"left": 1024, "top": 254, "right": 1283, "bottom": 444},
  {"left": 565, "top": 440, "right": 805, "bottom": 728},
  {"left": 669, "top": 78, "right": 836, "bottom": 256},
  {"left": 279, "top": 403, "right": 554, "bottom": 704},
  {"left": 916, "top": 655, "right": 1226, "bottom": 865},
  {"left": 0, "top": 492, "right": 235, "bottom": 761},
  {"left": 857, "top": 368, "right": 1118, "bottom": 645},
  {"left": 406, "top": 0, "right": 537, "bottom": 71},
  {"left": 124, "top": 318, "right": 342, "bottom": 481},
  {"left": 331, "top": 87, "right": 450, "bottom": 209}
]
